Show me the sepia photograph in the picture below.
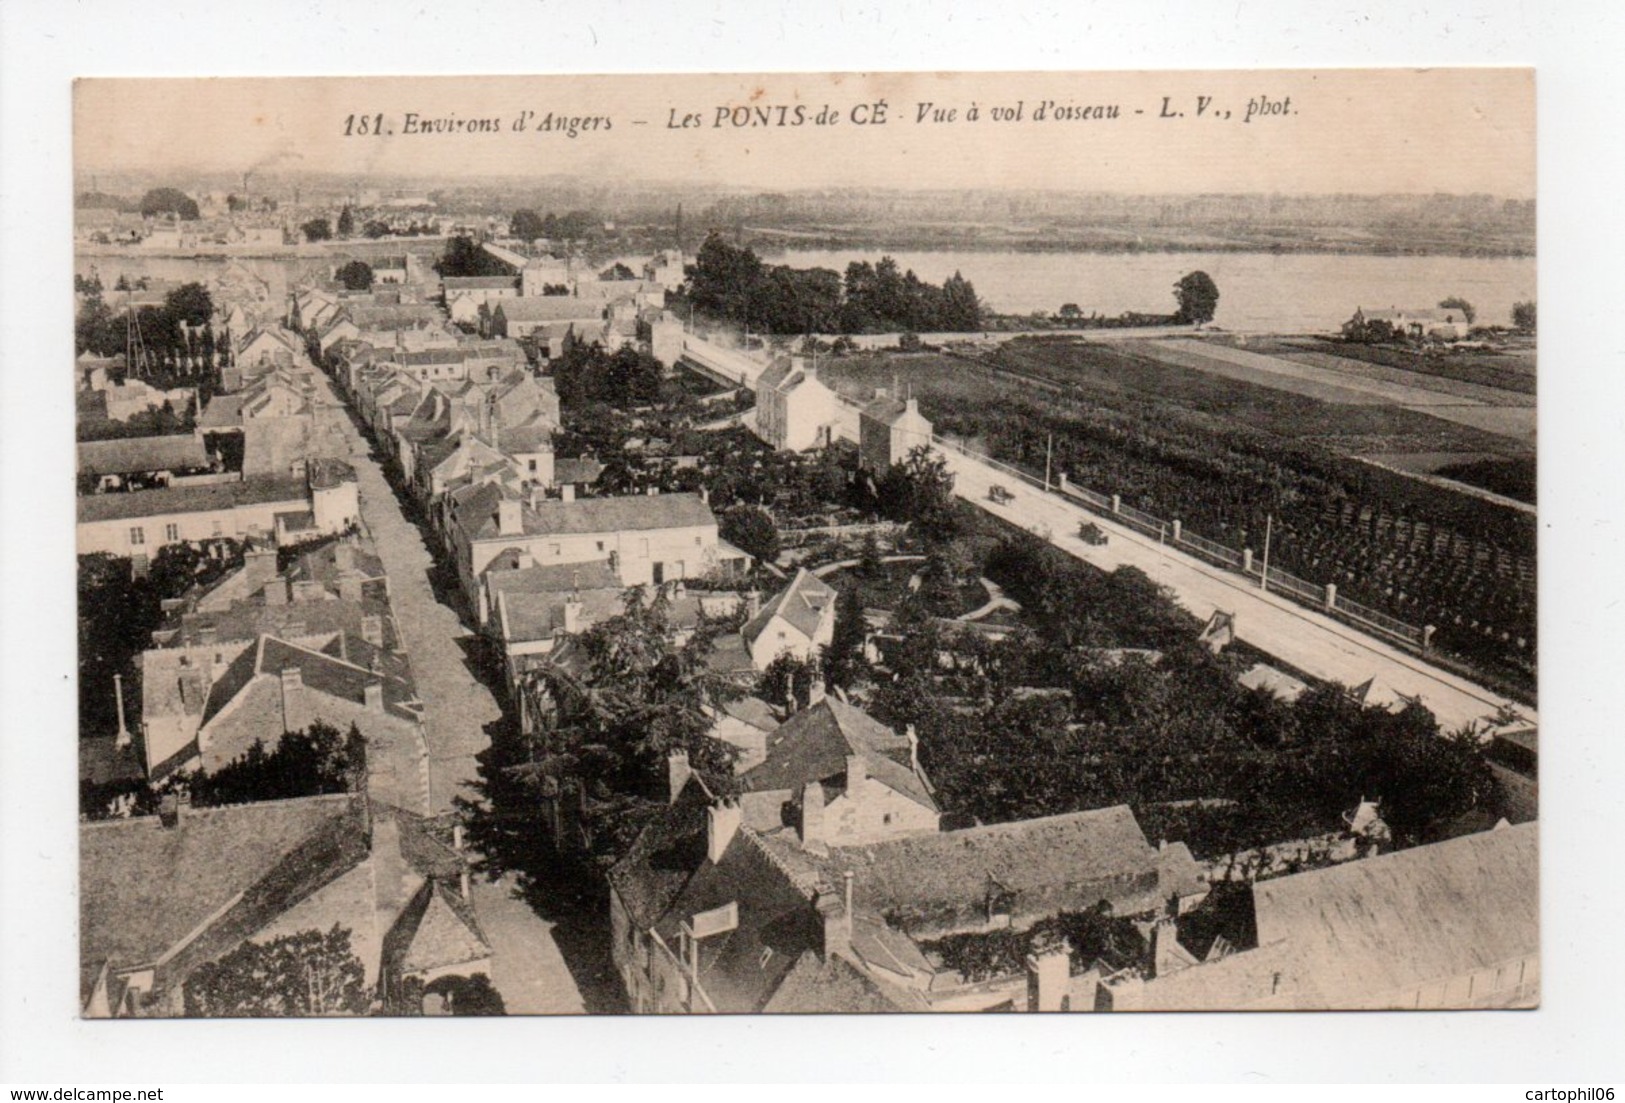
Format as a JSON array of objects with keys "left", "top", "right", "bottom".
[{"left": 66, "top": 67, "right": 1540, "bottom": 1021}]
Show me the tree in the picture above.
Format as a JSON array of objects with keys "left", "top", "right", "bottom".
[
  {"left": 877, "top": 444, "right": 958, "bottom": 540},
  {"left": 823, "top": 585, "right": 871, "bottom": 691},
  {"left": 719, "top": 504, "right": 780, "bottom": 565},
  {"left": 1437, "top": 296, "right": 1476, "bottom": 325},
  {"left": 435, "top": 235, "right": 509, "bottom": 278},
  {"left": 335, "top": 260, "right": 375, "bottom": 292},
  {"left": 184, "top": 925, "right": 369, "bottom": 1017},
  {"left": 185, "top": 720, "right": 367, "bottom": 808},
  {"left": 510, "top": 209, "right": 547, "bottom": 241},
  {"left": 362, "top": 219, "right": 391, "bottom": 239},
  {"left": 139, "top": 187, "right": 200, "bottom": 220},
  {"left": 1512, "top": 300, "right": 1536, "bottom": 333},
  {"left": 164, "top": 282, "right": 214, "bottom": 328},
  {"left": 301, "top": 218, "right": 333, "bottom": 243},
  {"left": 336, "top": 206, "right": 355, "bottom": 238},
  {"left": 757, "top": 652, "right": 823, "bottom": 713},
  {"left": 1173, "top": 271, "right": 1220, "bottom": 324}
]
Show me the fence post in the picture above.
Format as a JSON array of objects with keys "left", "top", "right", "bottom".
[
  {"left": 1324, "top": 582, "right": 1337, "bottom": 611},
  {"left": 1058, "top": 472, "right": 1068, "bottom": 492},
  {"left": 1110, "top": 494, "right": 1121, "bottom": 514},
  {"left": 1171, "top": 519, "right": 1181, "bottom": 543},
  {"left": 1422, "top": 624, "right": 1435, "bottom": 651},
  {"left": 1242, "top": 548, "right": 1253, "bottom": 573}
]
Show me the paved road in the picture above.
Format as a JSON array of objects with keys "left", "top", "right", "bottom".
[
  {"left": 819, "top": 402, "right": 1532, "bottom": 735},
  {"left": 312, "top": 370, "right": 591, "bottom": 1014},
  {"left": 469, "top": 874, "right": 588, "bottom": 1015},
  {"left": 314, "top": 376, "right": 502, "bottom": 814}
]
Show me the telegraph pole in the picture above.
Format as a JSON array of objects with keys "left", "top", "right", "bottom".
[
  {"left": 1044, "top": 433, "right": 1053, "bottom": 492},
  {"left": 1260, "top": 513, "right": 1273, "bottom": 593}
]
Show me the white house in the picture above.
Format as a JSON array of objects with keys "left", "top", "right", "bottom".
[
  {"left": 741, "top": 568, "right": 839, "bottom": 670},
  {"left": 753, "top": 357, "right": 841, "bottom": 452}
]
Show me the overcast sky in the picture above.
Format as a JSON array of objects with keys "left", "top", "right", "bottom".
[{"left": 75, "top": 69, "right": 1533, "bottom": 197}]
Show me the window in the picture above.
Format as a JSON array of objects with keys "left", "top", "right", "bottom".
[
  {"left": 883, "top": 813, "right": 893, "bottom": 825},
  {"left": 596, "top": 541, "right": 605, "bottom": 552},
  {"left": 164, "top": 523, "right": 180, "bottom": 542},
  {"left": 528, "top": 459, "right": 538, "bottom": 473},
  {"left": 211, "top": 520, "right": 224, "bottom": 536},
  {"left": 129, "top": 526, "right": 145, "bottom": 547},
  {"left": 549, "top": 543, "right": 561, "bottom": 558}
]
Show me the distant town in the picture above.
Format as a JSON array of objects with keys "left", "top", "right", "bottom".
[{"left": 75, "top": 177, "right": 1537, "bottom": 1017}]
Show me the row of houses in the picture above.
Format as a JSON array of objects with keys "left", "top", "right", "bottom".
[{"left": 608, "top": 720, "right": 1538, "bottom": 1013}]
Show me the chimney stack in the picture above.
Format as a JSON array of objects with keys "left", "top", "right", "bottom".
[
  {"left": 667, "top": 748, "right": 691, "bottom": 804},
  {"left": 497, "top": 498, "right": 523, "bottom": 537},
  {"left": 361, "top": 615, "right": 383, "bottom": 646},
  {"left": 844, "top": 751, "right": 866, "bottom": 798},
  {"left": 798, "top": 781, "right": 826, "bottom": 855},
  {"left": 1026, "top": 934, "right": 1072, "bottom": 1012},
  {"left": 817, "top": 877, "right": 853, "bottom": 962},
  {"left": 706, "top": 799, "right": 741, "bottom": 864},
  {"left": 279, "top": 667, "right": 306, "bottom": 730},
  {"left": 561, "top": 597, "right": 583, "bottom": 635},
  {"left": 364, "top": 681, "right": 385, "bottom": 712},
  {"left": 906, "top": 724, "right": 920, "bottom": 773}
]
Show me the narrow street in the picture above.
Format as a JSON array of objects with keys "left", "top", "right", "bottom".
[{"left": 310, "top": 371, "right": 596, "bottom": 1013}]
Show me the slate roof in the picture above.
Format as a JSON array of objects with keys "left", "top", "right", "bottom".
[
  {"left": 499, "top": 587, "right": 626, "bottom": 644},
  {"left": 742, "top": 568, "right": 837, "bottom": 646},
  {"left": 722, "top": 695, "right": 780, "bottom": 734},
  {"left": 778, "top": 804, "right": 1167, "bottom": 939},
  {"left": 740, "top": 699, "right": 930, "bottom": 815},
  {"left": 77, "top": 475, "right": 308, "bottom": 524},
  {"left": 498, "top": 424, "right": 554, "bottom": 454},
  {"left": 308, "top": 457, "right": 357, "bottom": 489},
  {"left": 1249, "top": 822, "right": 1538, "bottom": 1008},
  {"left": 554, "top": 457, "right": 605, "bottom": 485},
  {"left": 79, "top": 793, "right": 366, "bottom": 1003},
  {"left": 196, "top": 393, "right": 246, "bottom": 429},
  {"left": 78, "top": 435, "right": 211, "bottom": 476},
  {"left": 495, "top": 298, "right": 606, "bottom": 323},
  {"left": 395, "top": 881, "right": 492, "bottom": 976},
  {"left": 485, "top": 559, "right": 621, "bottom": 596},
  {"left": 861, "top": 396, "right": 913, "bottom": 426},
  {"left": 759, "top": 950, "right": 912, "bottom": 1013},
  {"left": 443, "top": 276, "right": 519, "bottom": 291},
  {"left": 200, "top": 633, "right": 422, "bottom": 729},
  {"left": 471, "top": 491, "right": 716, "bottom": 543}
]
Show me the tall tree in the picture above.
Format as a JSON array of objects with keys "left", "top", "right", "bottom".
[
  {"left": 719, "top": 504, "right": 780, "bottom": 565},
  {"left": 336, "top": 206, "right": 356, "bottom": 238},
  {"left": 139, "top": 187, "right": 200, "bottom": 220},
  {"left": 164, "top": 282, "right": 214, "bottom": 328},
  {"left": 184, "top": 925, "right": 369, "bottom": 1017},
  {"left": 1173, "top": 271, "right": 1220, "bottom": 324},
  {"left": 823, "top": 585, "right": 871, "bottom": 691},
  {"left": 335, "top": 260, "right": 375, "bottom": 292},
  {"left": 301, "top": 218, "right": 333, "bottom": 243},
  {"left": 510, "top": 209, "right": 547, "bottom": 241}
]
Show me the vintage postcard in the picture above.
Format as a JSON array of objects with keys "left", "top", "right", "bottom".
[{"left": 73, "top": 69, "right": 1535, "bottom": 1017}]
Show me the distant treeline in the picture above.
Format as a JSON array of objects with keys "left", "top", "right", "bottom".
[{"left": 686, "top": 232, "right": 982, "bottom": 335}]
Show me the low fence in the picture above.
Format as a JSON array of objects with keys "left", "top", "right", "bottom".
[
  {"left": 780, "top": 521, "right": 907, "bottom": 548},
  {"left": 931, "top": 435, "right": 1432, "bottom": 653}
]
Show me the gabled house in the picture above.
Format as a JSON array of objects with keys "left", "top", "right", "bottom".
[
  {"left": 80, "top": 795, "right": 489, "bottom": 1018},
  {"left": 859, "top": 390, "right": 933, "bottom": 473},
  {"left": 741, "top": 568, "right": 838, "bottom": 670},
  {"left": 753, "top": 356, "right": 841, "bottom": 452},
  {"left": 730, "top": 696, "right": 940, "bottom": 845}
]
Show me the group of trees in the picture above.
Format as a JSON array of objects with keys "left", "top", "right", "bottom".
[
  {"left": 510, "top": 208, "right": 599, "bottom": 243},
  {"left": 185, "top": 926, "right": 369, "bottom": 1017},
  {"left": 334, "top": 259, "right": 375, "bottom": 291},
  {"left": 550, "top": 340, "right": 665, "bottom": 409},
  {"left": 139, "top": 187, "right": 200, "bottom": 221},
  {"left": 435, "top": 235, "right": 512, "bottom": 278},
  {"left": 685, "top": 232, "right": 982, "bottom": 335},
  {"left": 75, "top": 280, "right": 230, "bottom": 396},
  {"left": 183, "top": 720, "right": 368, "bottom": 809}
]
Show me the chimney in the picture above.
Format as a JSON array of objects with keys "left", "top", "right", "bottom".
[
  {"left": 706, "top": 799, "right": 741, "bottom": 864},
  {"left": 667, "top": 749, "right": 691, "bottom": 803},
  {"left": 874, "top": 386, "right": 888, "bottom": 401},
  {"left": 746, "top": 590, "right": 761, "bottom": 620},
  {"left": 113, "top": 673, "right": 131, "bottom": 748},
  {"left": 844, "top": 751, "right": 866, "bottom": 798},
  {"left": 906, "top": 724, "right": 920, "bottom": 772},
  {"left": 333, "top": 542, "right": 355, "bottom": 572},
  {"left": 364, "top": 681, "right": 385, "bottom": 712},
  {"left": 561, "top": 597, "right": 583, "bottom": 635},
  {"left": 279, "top": 667, "right": 305, "bottom": 729},
  {"left": 1026, "top": 933, "right": 1072, "bottom": 1012},
  {"left": 698, "top": 486, "right": 709, "bottom": 505},
  {"left": 158, "top": 792, "right": 182, "bottom": 829},
  {"left": 243, "top": 546, "right": 278, "bottom": 593},
  {"left": 906, "top": 396, "right": 919, "bottom": 416},
  {"left": 798, "top": 781, "right": 826, "bottom": 855},
  {"left": 497, "top": 498, "right": 523, "bottom": 536},
  {"left": 361, "top": 614, "right": 383, "bottom": 646},
  {"left": 817, "top": 877, "right": 852, "bottom": 962},
  {"left": 177, "top": 666, "right": 207, "bottom": 713},
  {"left": 452, "top": 824, "right": 465, "bottom": 852}
]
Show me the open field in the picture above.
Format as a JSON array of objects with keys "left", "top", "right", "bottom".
[
  {"left": 1268, "top": 346, "right": 1533, "bottom": 407},
  {"left": 1274, "top": 336, "right": 1537, "bottom": 395},
  {"left": 821, "top": 342, "right": 1536, "bottom": 695}
]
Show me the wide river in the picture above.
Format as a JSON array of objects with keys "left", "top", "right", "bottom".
[
  {"left": 766, "top": 248, "right": 1536, "bottom": 333},
  {"left": 79, "top": 246, "right": 1536, "bottom": 335}
]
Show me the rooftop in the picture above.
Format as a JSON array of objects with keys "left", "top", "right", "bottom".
[{"left": 77, "top": 475, "right": 308, "bottom": 524}]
